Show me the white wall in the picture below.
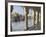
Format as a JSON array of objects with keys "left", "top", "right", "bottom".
[
  {"left": 0, "top": 0, "right": 5, "bottom": 37},
  {"left": 0, "top": 0, "right": 46, "bottom": 37}
]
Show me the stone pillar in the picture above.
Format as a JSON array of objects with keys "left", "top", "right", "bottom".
[
  {"left": 32, "top": 9, "right": 35, "bottom": 26},
  {"left": 35, "top": 11, "right": 38, "bottom": 28},
  {"left": 35, "top": 11, "right": 40, "bottom": 29},
  {"left": 24, "top": 7, "right": 29, "bottom": 30},
  {"left": 24, "top": 7, "right": 26, "bottom": 30},
  {"left": 35, "top": 11, "right": 38, "bottom": 25},
  {"left": 39, "top": 12, "right": 41, "bottom": 29}
]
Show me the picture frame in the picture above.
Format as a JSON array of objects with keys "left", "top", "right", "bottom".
[{"left": 5, "top": 0, "right": 45, "bottom": 37}]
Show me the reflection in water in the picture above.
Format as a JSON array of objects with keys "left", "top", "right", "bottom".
[{"left": 11, "top": 19, "right": 33, "bottom": 31}]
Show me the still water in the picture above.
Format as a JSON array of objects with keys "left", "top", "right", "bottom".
[{"left": 11, "top": 19, "right": 33, "bottom": 31}]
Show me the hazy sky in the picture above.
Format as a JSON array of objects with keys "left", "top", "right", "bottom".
[{"left": 13, "top": 5, "right": 32, "bottom": 16}]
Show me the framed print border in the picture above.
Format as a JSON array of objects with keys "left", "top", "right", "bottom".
[{"left": 5, "top": 0, "right": 45, "bottom": 37}]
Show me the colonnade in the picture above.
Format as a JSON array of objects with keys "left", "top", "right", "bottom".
[
  {"left": 32, "top": 9, "right": 41, "bottom": 28},
  {"left": 24, "top": 7, "right": 41, "bottom": 30}
]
